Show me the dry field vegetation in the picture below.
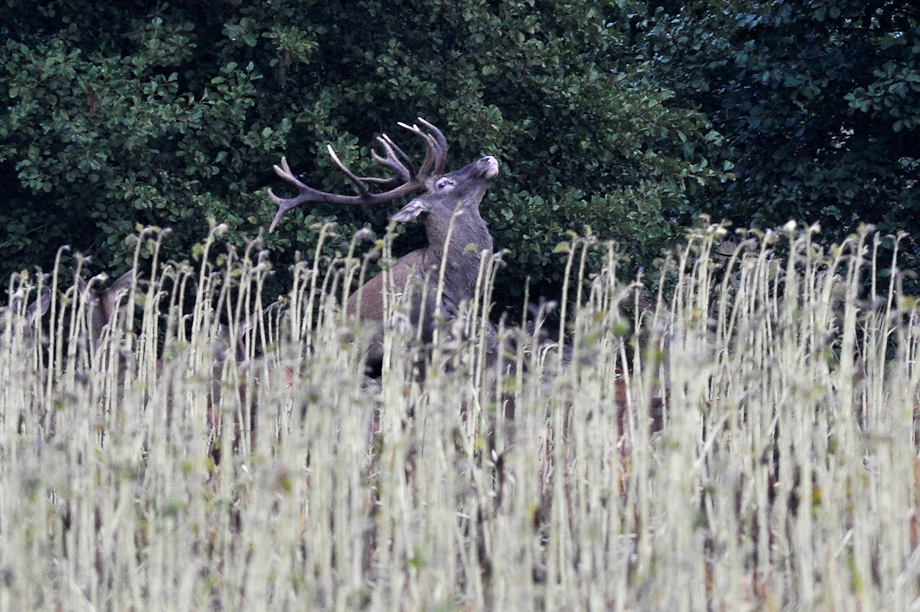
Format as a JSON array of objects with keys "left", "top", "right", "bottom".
[{"left": 2, "top": 221, "right": 920, "bottom": 611}]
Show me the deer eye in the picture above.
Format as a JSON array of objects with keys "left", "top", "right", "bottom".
[{"left": 436, "top": 178, "right": 454, "bottom": 191}]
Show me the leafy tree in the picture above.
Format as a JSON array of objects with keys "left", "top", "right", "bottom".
[
  {"left": 0, "top": 0, "right": 722, "bottom": 310},
  {"left": 0, "top": 2, "right": 287, "bottom": 277},
  {"left": 640, "top": 0, "right": 920, "bottom": 267}
]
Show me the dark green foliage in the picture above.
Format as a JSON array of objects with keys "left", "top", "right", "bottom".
[
  {"left": 0, "top": 1, "right": 286, "bottom": 278},
  {"left": 641, "top": 0, "right": 920, "bottom": 269},
  {"left": 6, "top": 1, "right": 916, "bottom": 306},
  {"left": 0, "top": 0, "right": 720, "bottom": 309}
]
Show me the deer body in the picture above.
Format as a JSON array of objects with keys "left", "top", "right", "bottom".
[
  {"left": 268, "top": 121, "right": 499, "bottom": 373},
  {"left": 349, "top": 156, "right": 498, "bottom": 344}
]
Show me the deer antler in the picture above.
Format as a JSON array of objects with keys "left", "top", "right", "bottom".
[{"left": 267, "top": 118, "right": 448, "bottom": 233}]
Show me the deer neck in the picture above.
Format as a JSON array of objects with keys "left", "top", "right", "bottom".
[{"left": 424, "top": 205, "right": 493, "bottom": 305}]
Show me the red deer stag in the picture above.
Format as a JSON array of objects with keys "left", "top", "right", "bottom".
[{"left": 268, "top": 119, "right": 499, "bottom": 373}]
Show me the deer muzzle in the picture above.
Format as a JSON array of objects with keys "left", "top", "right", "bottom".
[{"left": 479, "top": 156, "right": 500, "bottom": 180}]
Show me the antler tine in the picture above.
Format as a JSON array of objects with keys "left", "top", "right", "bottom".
[
  {"left": 380, "top": 134, "right": 418, "bottom": 179},
  {"left": 397, "top": 121, "right": 441, "bottom": 180},
  {"left": 325, "top": 145, "right": 375, "bottom": 199},
  {"left": 416, "top": 117, "right": 448, "bottom": 174},
  {"left": 416, "top": 131, "right": 440, "bottom": 179},
  {"left": 267, "top": 156, "right": 370, "bottom": 233},
  {"left": 364, "top": 136, "right": 411, "bottom": 186},
  {"left": 267, "top": 157, "right": 311, "bottom": 233}
]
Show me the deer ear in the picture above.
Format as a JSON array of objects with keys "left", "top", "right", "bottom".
[
  {"left": 27, "top": 291, "right": 51, "bottom": 327},
  {"left": 390, "top": 198, "right": 429, "bottom": 223},
  {"left": 102, "top": 269, "right": 135, "bottom": 314},
  {"left": 108, "top": 269, "right": 135, "bottom": 294}
]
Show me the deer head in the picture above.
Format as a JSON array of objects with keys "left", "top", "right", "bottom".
[
  {"left": 76, "top": 270, "right": 135, "bottom": 353},
  {"left": 14, "top": 290, "right": 52, "bottom": 329},
  {"left": 268, "top": 119, "right": 500, "bottom": 374}
]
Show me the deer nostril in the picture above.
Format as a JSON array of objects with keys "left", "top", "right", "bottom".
[{"left": 480, "top": 156, "right": 499, "bottom": 178}]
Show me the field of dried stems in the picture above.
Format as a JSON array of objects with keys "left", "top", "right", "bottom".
[{"left": 2, "top": 222, "right": 919, "bottom": 611}]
